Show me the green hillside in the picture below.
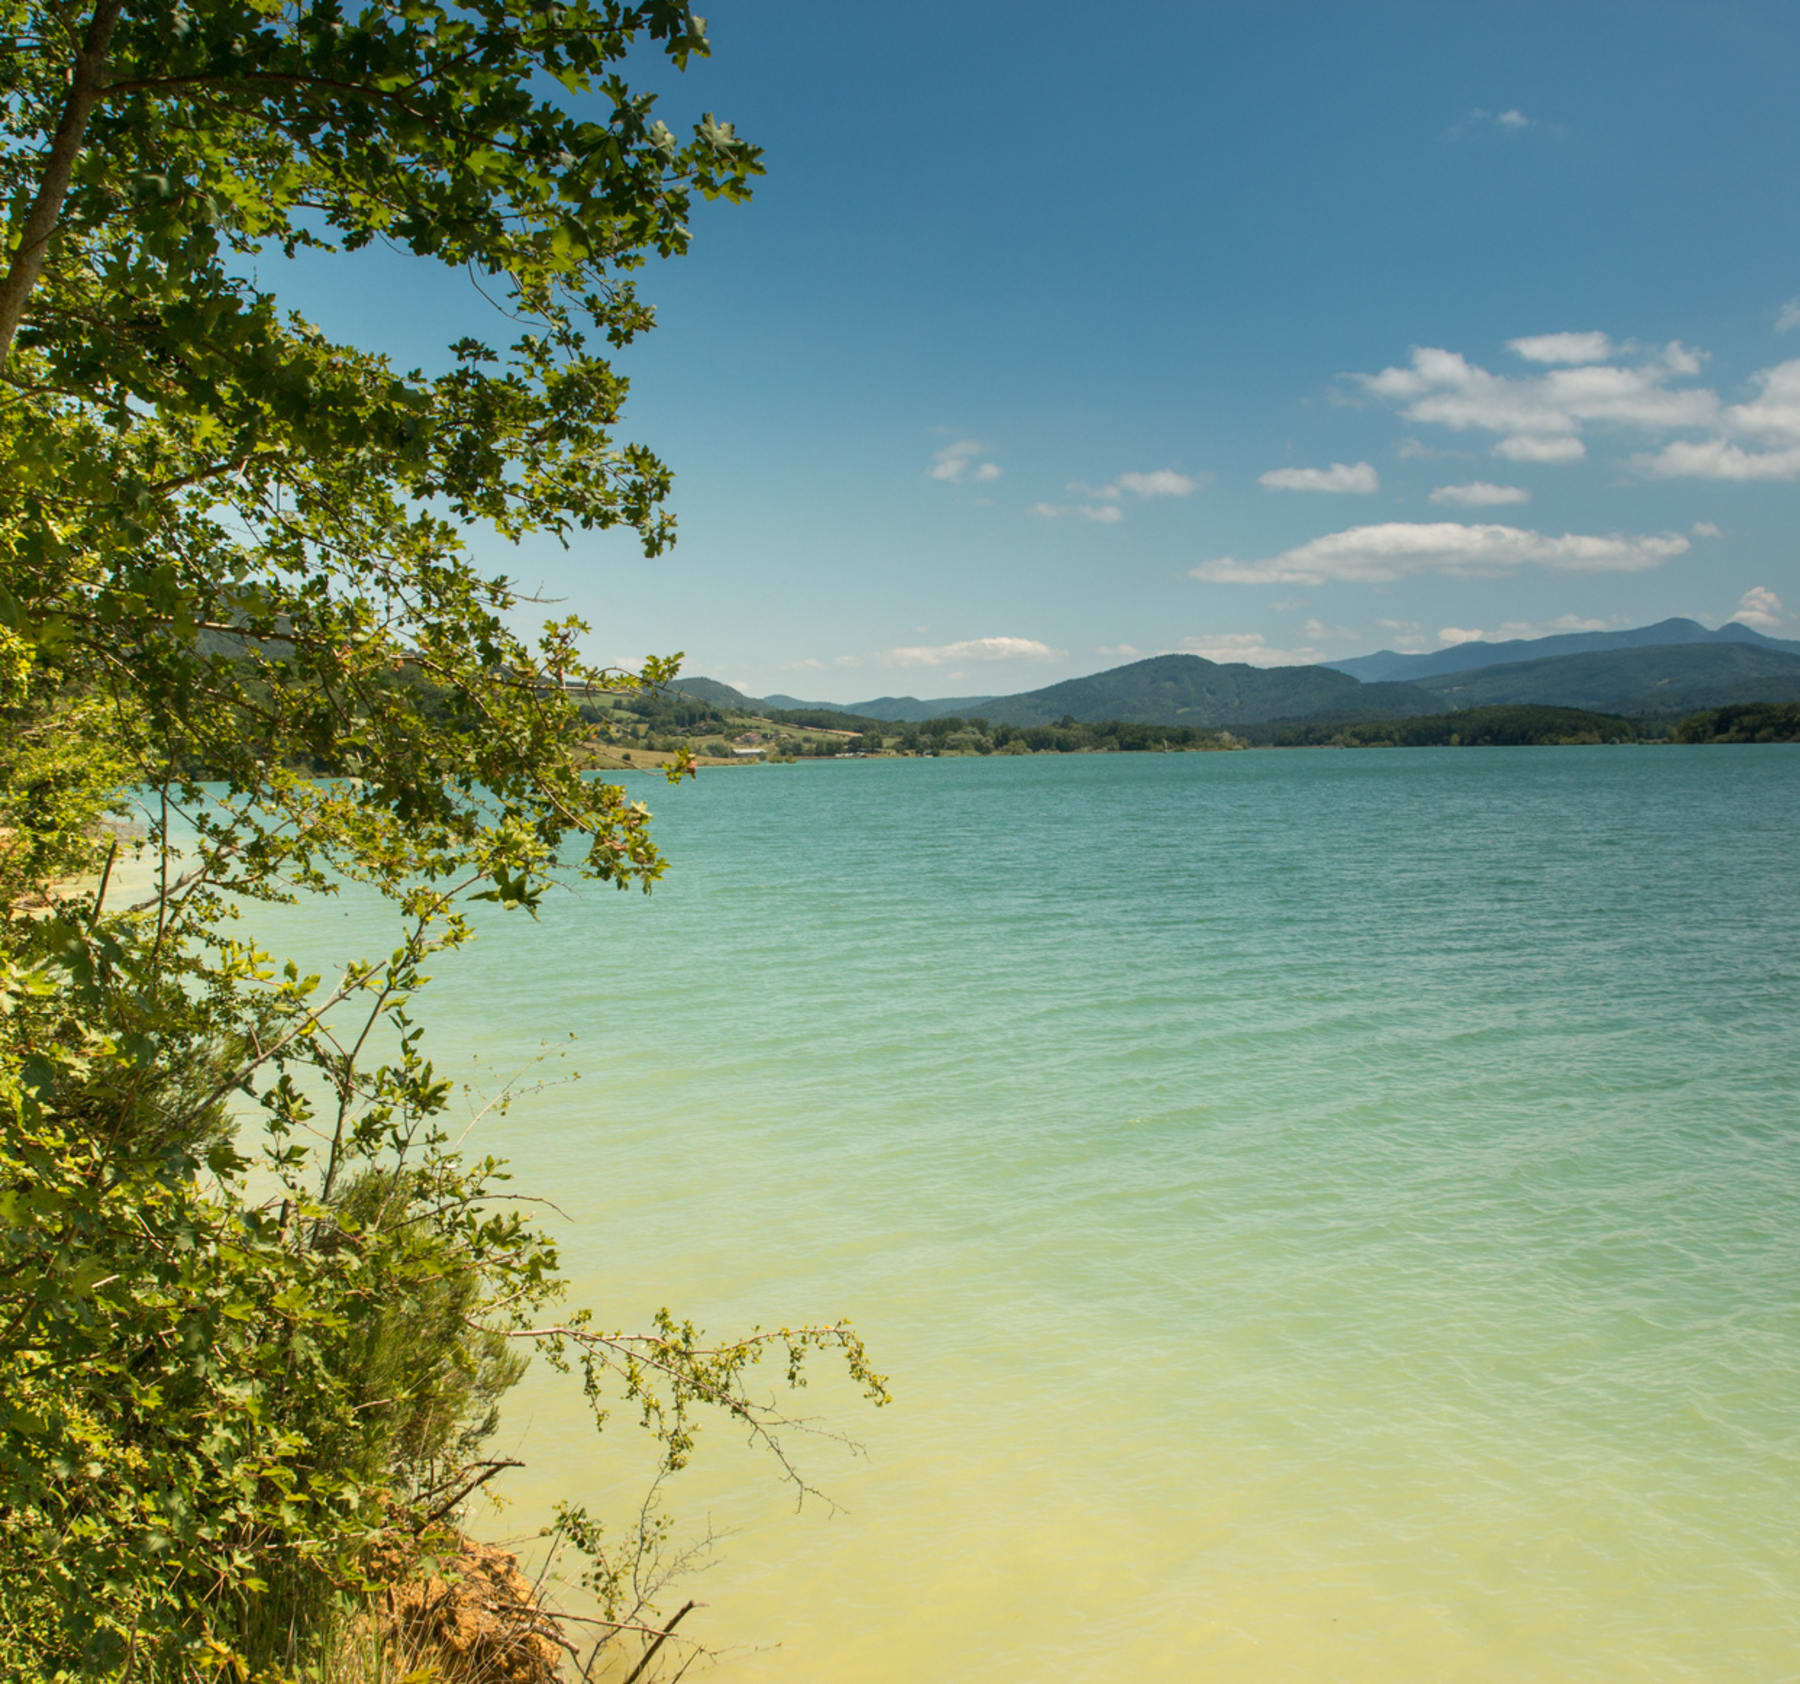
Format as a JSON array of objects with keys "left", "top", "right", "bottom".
[
  {"left": 1674, "top": 702, "right": 1800, "bottom": 743},
  {"left": 1414, "top": 642, "right": 1800, "bottom": 714},
  {"left": 670, "top": 675, "right": 761, "bottom": 710},
  {"left": 970, "top": 654, "right": 1439, "bottom": 728},
  {"left": 1261, "top": 704, "right": 1641, "bottom": 748},
  {"left": 679, "top": 638, "right": 1800, "bottom": 735}
]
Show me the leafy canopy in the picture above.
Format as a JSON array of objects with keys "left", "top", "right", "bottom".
[{"left": 0, "top": 5, "right": 884, "bottom": 1677}]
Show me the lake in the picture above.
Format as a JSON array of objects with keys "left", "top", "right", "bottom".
[{"left": 246, "top": 747, "right": 1800, "bottom": 1680}]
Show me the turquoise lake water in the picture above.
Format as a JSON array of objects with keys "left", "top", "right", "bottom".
[{"left": 244, "top": 748, "right": 1800, "bottom": 1680}]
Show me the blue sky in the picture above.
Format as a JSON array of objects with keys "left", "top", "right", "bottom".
[{"left": 289, "top": 0, "right": 1800, "bottom": 699}]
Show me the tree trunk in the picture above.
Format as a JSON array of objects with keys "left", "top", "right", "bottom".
[{"left": 0, "top": 0, "right": 126, "bottom": 366}]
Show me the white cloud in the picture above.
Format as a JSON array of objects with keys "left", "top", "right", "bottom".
[
  {"left": 883, "top": 636, "right": 1062, "bottom": 668},
  {"left": 1438, "top": 626, "right": 1486, "bottom": 645},
  {"left": 1491, "top": 614, "right": 1616, "bottom": 639},
  {"left": 1302, "top": 618, "right": 1358, "bottom": 644},
  {"left": 1098, "top": 643, "right": 1145, "bottom": 659},
  {"left": 1113, "top": 468, "right": 1199, "bottom": 498},
  {"left": 1378, "top": 617, "right": 1431, "bottom": 653},
  {"left": 1663, "top": 341, "right": 1706, "bottom": 376},
  {"left": 1777, "top": 298, "right": 1800, "bottom": 334},
  {"left": 1633, "top": 360, "right": 1800, "bottom": 478},
  {"left": 1258, "top": 460, "right": 1380, "bottom": 494},
  {"left": 1429, "top": 481, "right": 1531, "bottom": 507},
  {"left": 1068, "top": 468, "right": 1203, "bottom": 502},
  {"left": 1032, "top": 501, "right": 1125, "bottom": 523},
  {"left": 1732, "top": 586, "right": 1784, "bottom": 630},
  {"left": 1191, "top": 521, "right": 1690, "bottom": 586},
  {"left": 1396, "top": 436, "right": 1469, "bottom": 461},
  {"left": 1494, "top": 434, "right": 1587, "bottom": 462},
  {"left": 930, "top": 438, "right": 1001, "bottom": 484},
  {"left": 1508, "top": 331, "right": 1615, "bottom": 365},
  {"left": 1636, "top": 439, "right": 1800, "bottom": 481},
  {"left": 1463, "top": 107, "right": 1534, "bottom": 132},
  {"left": 1722, "top": 358, "right": 1800, "bottom": 441},
  {"left": 1692, "top": 521, "right": 1723, "bottom": 538},
  {"left": 1357, "top": 344, "right": 1719, "bottom": 450},
  {"left": 1179, "top": 633, "right": 1326, "bottom": 667}
]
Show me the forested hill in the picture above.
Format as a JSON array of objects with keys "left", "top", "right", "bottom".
[
  {"left": 665, "top": 675, "right": 760, "bottom": 711},
  {"left": 1327, "top": 617, "right": 1800, "bottom": 684},
  {"left": 675, "top": 679, "right": 997, "bottom": 721},
  {"left": 1411, "top": 641, "right": 1800, "bottom": 714},
  {"left": 681, "top": 654, "right": 1440, "bottom": 728},
  {"left": 761, "top": 690, "right": 1000, "bottom": 721},
  {"left": 675, "top": 632, "right": 1800, "bottom": 731},
  {"left": 962, "top": 654, "right": 1439, "bottom": 727}
]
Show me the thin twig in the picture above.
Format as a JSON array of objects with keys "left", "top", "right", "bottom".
[{"left": 618, "top": 1601, "right": 698, "bottom": 1684}]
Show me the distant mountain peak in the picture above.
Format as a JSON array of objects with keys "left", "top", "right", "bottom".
[
  {"left": 1326, "top": 617, "right": 1800, "bottom": 685},
  {"left": 674, "top": 616, "right": 1800, "bottom": 733}
]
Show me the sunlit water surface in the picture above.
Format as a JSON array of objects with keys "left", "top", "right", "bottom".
[{"left": 242, "top": 749, "right": 1800, "bottom": 1681}]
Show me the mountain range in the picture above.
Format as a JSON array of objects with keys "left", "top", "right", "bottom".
[
  {"left": 677, "top": 618, "right": 1800, "bottom": 730},
  {"left": 1323, "top": 617, "right": 1800, "bottom": 683}
]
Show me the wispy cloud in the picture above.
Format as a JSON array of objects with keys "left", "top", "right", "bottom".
[
  {"left": 1777, "top": 298, "right": 1800, "bottom": 334},
  {"left": 882, "top": 635, "right": 1062, "bottom": 668},
  {"left": 1508, "top": 331, "right": 1614, "bottom": 364},
  {"left": 1178, "top": 633, "right": 1327, "bottom": 667},
  {"left": 1637, "top": 439, "right": 1800, "bottom": 481},
  {"left": 1494, "top": 434, "right": 1587, "bottom": 462},
  {"left": 1061, "top": 468, "right": 1204, "bottom": 512},
  {"left": 1302, "top": 618, "right": 1358, "bottom": 644},
  {"left": 1112, "top": 469, "right": 1200, "bottom": 498},
  {"left": 1372, "top": 614, "right": 1617, "bottom": 651},
  {"left": 1491, "top": 613, "right": 1618, "bottom": 639},
  {"left": 1031, "top": 501, "right": 1124, "bottom": 523},
  {"left": 1258, "top": 461, "right": 1380, "bottom": 494},
  {"left": 1428, "top": 481, "right": 1530, "bottom": 507},
  {"left": 1396, "top": 436, "right": 1472, "bottom": 461},
  {"left": 1097, "top": 643, "right": 1146, "bottom": 659},
  {"left": 929, "top": 438, "right": 1002, "bottom": 484},
  {"left": 1691, "top": 521, "right": 1723, "bottom": 538},
  {"left": 1192, "top": 521, "right": 1690, "bottom": 586},
  {"left": 1732, "top": 586, "right": 1785, "bottom": 630},
  {"left": 1459, "top": 106, "right": 1535, "bottom": 133}
]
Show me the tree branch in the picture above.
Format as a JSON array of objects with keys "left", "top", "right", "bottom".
[{"left": 0, "top": 0, "right": 125, "bottom": 365}]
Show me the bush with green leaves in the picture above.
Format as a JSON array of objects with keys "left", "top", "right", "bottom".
[{"left": 0, "top": 3, "right": 884, "bottom": 1677}]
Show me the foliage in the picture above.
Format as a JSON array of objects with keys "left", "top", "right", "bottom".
[
  {"left": 761, "top": 703, "right": 889, "bottom": 732},
  {"left": 1674, "top": 701, "right": 1800, "bottom": 743},
  {"left": 1263, "top": 704, "right": 1640, "bottom": 748},
  {"left": 0, "top": 3, "right": 885, "bottom": 1678},
  {"left": 626, "top": 700, "right": 1236, "bottom": 759}
]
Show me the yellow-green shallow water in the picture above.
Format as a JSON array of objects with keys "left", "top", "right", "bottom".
[{"left": 240, "top": 749, "right": 1800, "bottom": 1680}]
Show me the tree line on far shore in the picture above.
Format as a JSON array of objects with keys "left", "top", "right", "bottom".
[{"left": 593, "top": 693, "right": 1800, "bottom": 760}]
